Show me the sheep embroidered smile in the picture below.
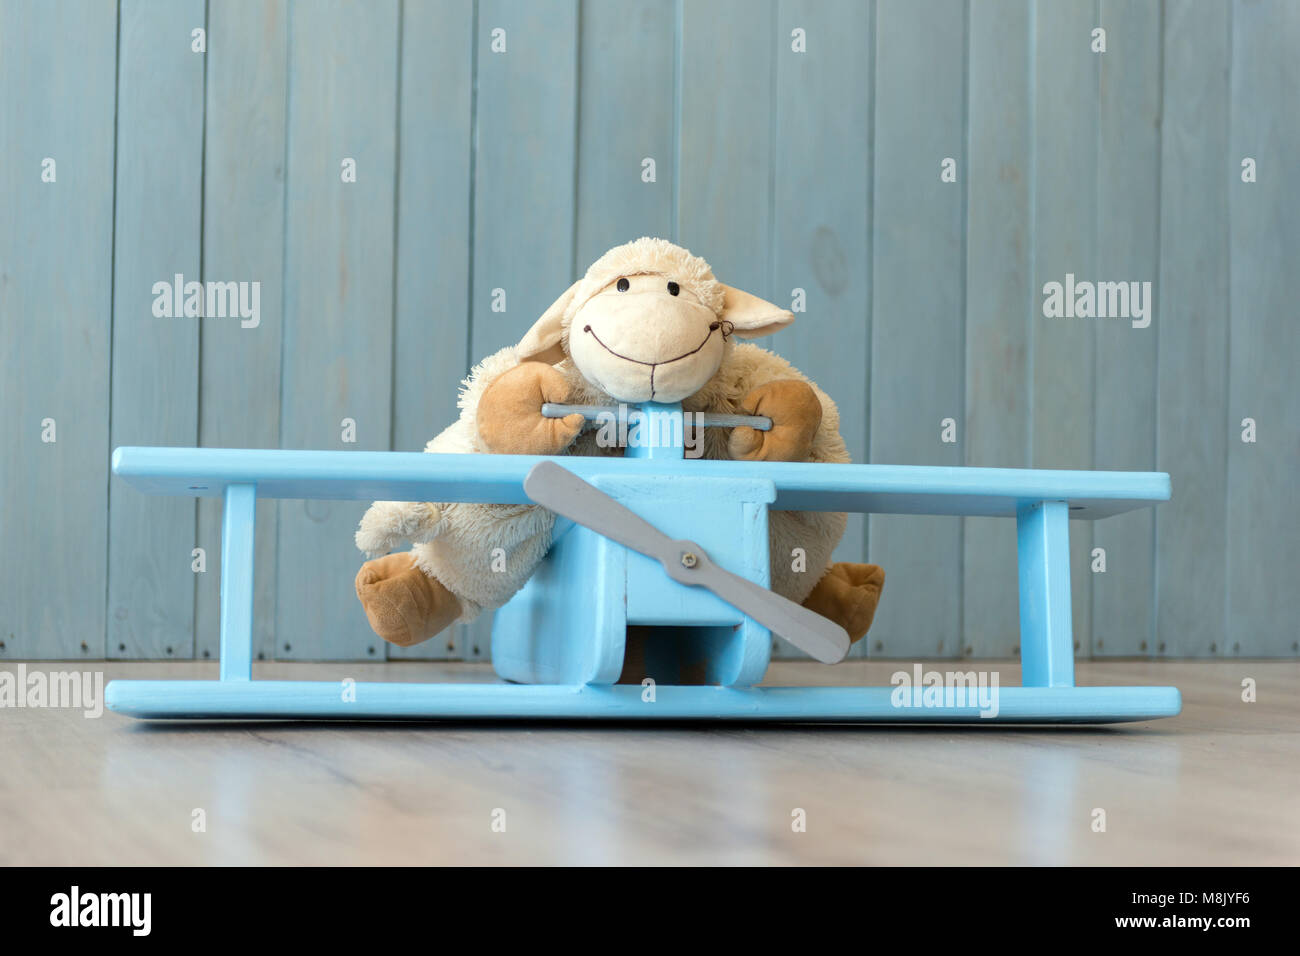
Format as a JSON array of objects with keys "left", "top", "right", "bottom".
[
  {"left": 569, "top": 272, "right": 730, "bottom": 402},
  {"left": 577, "top": 314, "right": 725, "bottom": 402}
]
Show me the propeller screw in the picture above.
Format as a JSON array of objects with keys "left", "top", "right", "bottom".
[{"left": 680, "top": 552, "right": 698, "bottom": 569}]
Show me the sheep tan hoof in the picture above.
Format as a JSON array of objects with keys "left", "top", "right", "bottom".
[
  {"left": 355, "top": 553, "right": 461, "bottom": 647},
  {"left": 801, "top": 563, "right": 886, "bottom": 643},
  {"left": 728, "top": 379, "right": 823, "bottom": 462}
]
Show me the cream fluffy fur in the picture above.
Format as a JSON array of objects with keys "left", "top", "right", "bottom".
[
  {"left": 357, "top": 341, "right": 848, "bottom": 619},
  {"left": 571, "top": 236, "right": 728, "bottom": 320},
  {"left": 356, "top": 238, "right": 849, "bottom": 621}
]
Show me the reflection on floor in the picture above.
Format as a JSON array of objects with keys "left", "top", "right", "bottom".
[{"left": 0, "top": 659, "right": 1295, "bottom": 865}]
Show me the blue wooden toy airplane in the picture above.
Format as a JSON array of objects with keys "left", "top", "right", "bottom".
[{"left": 106, "top": 401, "right": 1179, "bottom": 723}]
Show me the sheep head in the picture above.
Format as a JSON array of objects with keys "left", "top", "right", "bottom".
[{"left": 514, "top": 237, "right": 795, "bottom": 403}]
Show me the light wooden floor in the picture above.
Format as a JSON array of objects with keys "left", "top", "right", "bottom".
[{"left": 1, "top": 660, "right": 1295, "bottom": 865}]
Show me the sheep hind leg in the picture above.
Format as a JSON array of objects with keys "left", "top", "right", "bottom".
[
  {"left": 355, "top": 552, "right": 462, "bottom": 648},
  {"left": 801, "top": 562, "right": 886, "bottom": 644}
]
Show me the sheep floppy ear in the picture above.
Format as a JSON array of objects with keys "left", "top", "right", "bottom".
[
  {"left": 718, "top": 284, "right": 795, "bottom": 339},
  {"left": 515, "top": 279, "right": 582, "bottom": 364}
]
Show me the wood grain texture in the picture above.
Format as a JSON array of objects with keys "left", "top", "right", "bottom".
[
  {"left": 963, "top": 0, "right": 1031, "bottom": 659},
  {"left": 465, "top": 0, "right": 579, "bottom": 661},
  {"left": 1155, "top": 0, "right": 1230, "bottom": 662},
  {"left": 196, "top": 0, "right": 289, "bottom": 666},
  {"left": 1092, "top": 0, "right": 1160, "bottom": 657},
  {"left": 677, "top": 0, "right": 775, "bottom": 297},
  {"left": 1031, "top": 0, "right": 1096, "bottom": 656},
  {"left": 387, "top": 0, "right": 474, "bottom": 661},
  {"left": 677, "top": 0, "right": 783, "bottom": 647},
  {"left": 1, "top": 659, "right": 1295, "bottom": 865},
  {"left": 868, "top": 0, "right": 966, "bottom": 660},
  {"left": 3, "top": 1, "right": 1297, "bottom": 663},
  {"left": 770, "top": 0, "right": 873, "bottom": 657},
  {"left": 573, "top": 0, "right": 675, "bottom": 267},
  {"left": 469, "top": 0, "right": 579, "bottom": 361},
  {"left": 1225, "top": 0, "right": 1300, "bottom": 656},
  {"left": 106, "top": 0, "right": 206, "bottom": 660},
  {"left": 0, "top": 0, "right": 117, "bottom": 660},
  {"left": 276, "top": 0, "right": 400, "bottom": 661}
]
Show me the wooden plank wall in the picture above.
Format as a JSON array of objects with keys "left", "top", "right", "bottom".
[
  {"left": 195, "top": 0, "right": 289, "bottom": 665},
  {"left": 869, "top": 0, "right": 966, "bottom": 659},
  {"left": 1225, "top": 0, "right": 1300, "bottom": 657},
  {"left": 105, "top": 0, "right": 205, "bottom": 661},
  {"left": 388, "top": 0, "right": 474, "bottom": 661},
  {"left": 964, "top": 0, "right": 1031, "bottom": 659},
  {"left": 1156, "top": 0, "right": 1230, "bottom": 660},
  {"left": 276, "top": 0, "right": 400, "bottom": 662},
  {"left": 0, "top": 0, "right": 117, "bottom": 662},
  {"left": 771, "top": 0, "right": 873, "bottom": 655},
  {"left": 1, "top": 0, "right": 1296, "bottom": 663},
  {"left": 1093, "top": 0, "right": 1160, "bottom": 657}
]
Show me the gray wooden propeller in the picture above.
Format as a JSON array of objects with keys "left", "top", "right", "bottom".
[{"left": 523, "top": 460, "right": 851, "bottom": 664}]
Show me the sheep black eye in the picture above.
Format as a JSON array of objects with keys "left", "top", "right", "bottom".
[
  {"left": 616, "top": 277, "right": 630, "bottom": 292},
  {"left": 667, "top": 281, "right": 680, "bottom": 296}
]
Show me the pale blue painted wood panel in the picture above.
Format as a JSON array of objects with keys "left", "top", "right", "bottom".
[
  {"left": 113, "top": 446, "right": 1170, "bottom": 515},
  {"left": 1155, "top": 0, "right": 1230, "bottom": 660},
  {"left": 388, "top": 0, "right": 474, "bottom": 661},
  {"left": 470, "top": 0, "right": 579, "bottom": 360},
  {"left": 1031, "top": 0, "right": 1097, "bottom": 656},
  {"left": 963, "top": 0, "right": 1031, "bottom": 659},
  {"left": 277, "top": 0, "right": 400, "bottom": 661},
  {"left": 195, "top": 0, "right": 288, "bottom": 666},
  {"left": 573, "top": 0, "right": 675, "bottom": 268},
  {"left": 1092, "top": 0, "right": 1159, "bottom": 656},
  {"left": 107, "top": 0, "right": 205, "bottom": 659},
  {"left": 677, "top": 0, "right": 777, "bottom": 646},
  {"left": 467, "top": 0, "right": 578, "bottom": 659},
  {"left": 868, "top": 0, "right": 965, "bottom": 659},
  {"left": 677, "top": 0, "right": 774, "bottom": 297},
  {"left": 1226, "top": 0, "right": 1300, "bottom": 657},
  {"left": 0, "top": 0, "right": 116, "bottom": 660},
  {"left": 7, "top": 0, "right": 1298, "bottom": 664},
  {"left": 770, "top": 0, "right": 872, "bottom": 657}
]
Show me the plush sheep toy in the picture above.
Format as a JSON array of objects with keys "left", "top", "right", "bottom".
[{"left": 354, "top": 237, "right": 884, "bottom": 661}]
